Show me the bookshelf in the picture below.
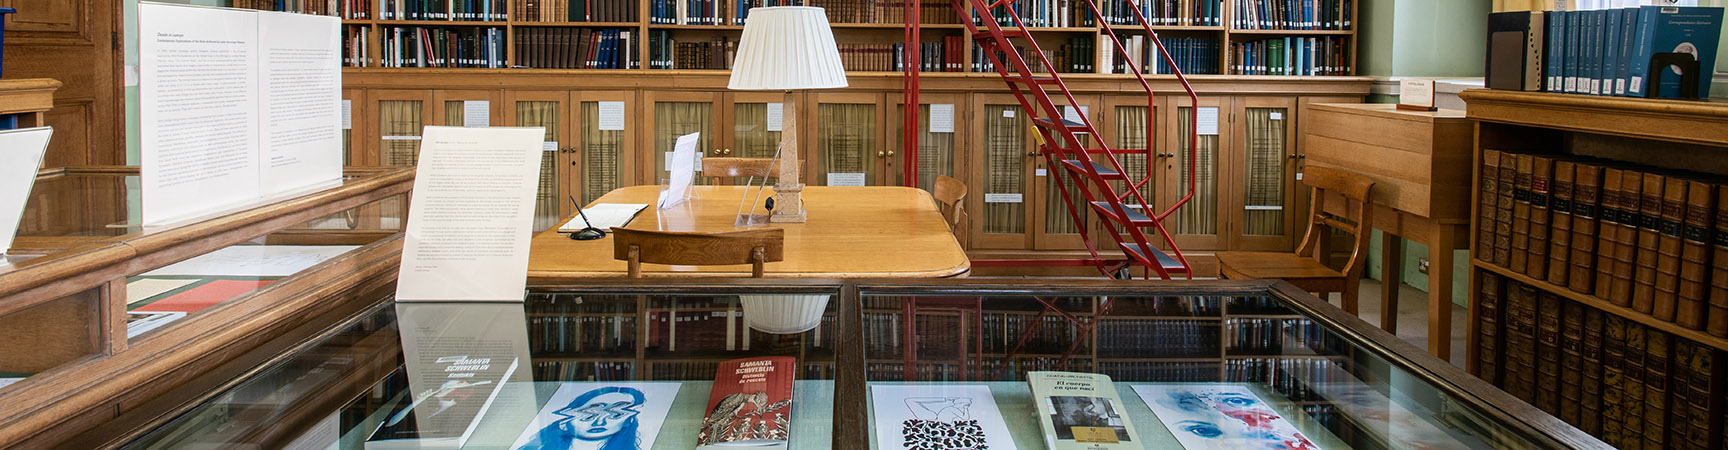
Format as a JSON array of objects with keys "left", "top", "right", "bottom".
[{"left": 1462, "top": 88, "right": 1728, "bottom": 450}]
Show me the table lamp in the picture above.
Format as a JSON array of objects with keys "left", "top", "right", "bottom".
[{"left": 728, "top": 6, "right": 847, "bottom": 223}]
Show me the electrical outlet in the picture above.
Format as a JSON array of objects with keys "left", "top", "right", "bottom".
[{"left": 1417, "top": 257, "right": 1431, "bottom": 274}]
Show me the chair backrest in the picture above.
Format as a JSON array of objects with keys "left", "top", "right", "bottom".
[
  {"left": 701, "top": 158, "right": 775, "bottom": 181},
  {"left": 932, "top": 175, "right": 969, "bottom": 242},
  {"left": 612, "top": 227, "right": 785, "bottom": 278},
  {"left": 1293, "top": 165, "right": 1375, "bottom": 277}
]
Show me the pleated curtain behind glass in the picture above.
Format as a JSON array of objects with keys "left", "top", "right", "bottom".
[
  {"left": 582, "top": 101, "right": 624, "bottom": 204},
  {"left": 984, "top": 104, "right": 1025, "bottom": 234},
  {"left": 518, "top": 101, "right": 561, "bottom": 232},
  {"left": 655, "top": 102, "right": 713, "bottom": 185},
  {"left": 1242, "top": 108, "right": 1286, "bottom": 236},
  {"left": 818, "top": 103, "right": 876, "bottom": 186},
  {"left": 1176, "top": 106, "right": 1218, "bottom": 235}
]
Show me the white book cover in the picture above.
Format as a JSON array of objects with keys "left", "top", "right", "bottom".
[
  {"left": 1131, "top": 384, "right": 1323, "bottom": 450},
  {"left": 870, "top": 384, "right": 1017, "bottom": 450},
  {"left": 509, "top": 382, "right": 682, "bottom": 450},
  {"left": 1026, "top": 371, "right": 1140, "bottom": 450}
]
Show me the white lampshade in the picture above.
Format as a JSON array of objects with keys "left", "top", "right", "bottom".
[
  {"left": 740, "top": 294, "right": 830, "bottom": 334},
  {"left": 728, "top": 6, "right": 848, "bottom": 90}
]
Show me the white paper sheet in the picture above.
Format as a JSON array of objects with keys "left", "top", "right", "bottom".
[
  {"left": 870, "top": 384, "right": 1018, "bottom": 450},
  {"left": 597, "top": 101, "right": 625, "bottom": 131},
  {"left": 125, "top": 277, "right": 201, "bottom": 304},
  {"left": 142, "top": 245, "right": 360, "bottom": 277},
  {"left": 258, "top": 11, "right": 344, "bottom": 200},
  {"left": 464, "top": 101, "right": 491, "bottom": 127},
  {"left": 766, "top": 103, "right": 784, "bottom": 131},
  {"left": 827, "top": 172, "right": 866, "bottom": 187},
  {"left": 1062, "top": 105, "right": 1090, "bottom": 124},
  {"left": 140, "top": 3, "right": 262, "bottom": 225},
  {"left": 560, "top": 203, "right": 648, "bottom": 231},
  {"left": 0, "top": 127, "right": 52, "bottom": 255},
  {"left": 341, "top": 100, "right": 353, "bottom": 130},
  {"left": 984, "top": 193, "right": 1022, "bottom": 203},
  {"left": 658, "top": 132, "right": 699, "bottom": 210},
  {"left": 929, "top": 104, "right": 955, "bottom": 133},
  {"left": 396, "top": 126, "right": 545, "bottom": 301},
  {"left": 1196, "top": 106, "right": 1220, "bottom": 136},
  {"left": 508, "top": 383, "right": 682, "bottom": 450}
]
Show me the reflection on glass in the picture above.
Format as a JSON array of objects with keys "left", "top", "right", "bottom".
[
  {"left": 816, "top": 103, "right": 877, "bottom": 186},
  {"left": 654, "top": 102, "right": 714, "bottom": 186},
  {"left": 379, "top": 100, "right": 423, "bottom": 166},
  {"left": 1243, "top": 108, "right": 1288, "bottom": 236},
  {"left": 1175, "top": 106, "right": 1219, "bottom": 235},
  {"left": 1114, "top": 105, "right": 1154, "bottom": 207},
  {"left": 894, "top": 104, "right": 955, "bottom": 192},
  {"left": 517, "top": 101, "right": 562, "bottom": 231},
  {"left": 582, "top": 102, "right": 625, "bottom": 204},
  {"left": 983, "top": 104, "right": 1025, "bottom": 234}
]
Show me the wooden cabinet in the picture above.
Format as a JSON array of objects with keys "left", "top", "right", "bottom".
[
  {"left": 969, "top": 93, "right": 1033, "bottom": 250},
  {"left": 1228, "top": 96, "right": 1300, "bottom": 251},
  {"left": 644, "top": 91, "right": 722, "bottom": 185},
  {"left": 1160, "top": 96, "right": 1229, "bottom": 252},
  {"left": 574, "top": 91, "right": 639, "bottom": 204},
  {"left": 890, "top": 93, "right": 967, "bottom": 192},
  {"left": 370, "top": 90, "right": 432, "bottom": 167},
  {"left": 811, "top": 92, "right": 890, "bottom": 187},
  {"left": 505, "top": 91, "right": 575, "bottom": 231}
]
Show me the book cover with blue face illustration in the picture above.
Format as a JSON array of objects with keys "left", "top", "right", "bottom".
[
  {"left": 1132, "top": 384, "right": 1322, "bottom": 450},
  {"left": 509, "top": 382, "right": 682, "bottom": 450}
]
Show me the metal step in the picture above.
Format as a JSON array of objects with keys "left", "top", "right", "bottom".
[
  {"left": 1122, "top": 244, "right": 1186, "bottom": 272},
  {"left": 1059, "top": 160, "right": 1125, "bottom": 180},
  {"left": 1088, "top": 201, "right": 1153, "bottom": 225}
]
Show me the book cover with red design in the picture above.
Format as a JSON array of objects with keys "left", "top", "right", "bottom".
[{"left": 697, "top": 356, "right": 794, "bottom": 448}]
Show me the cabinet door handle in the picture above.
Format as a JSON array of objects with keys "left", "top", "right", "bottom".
[
  {"left": 1287, "top": 153, "right": 1297, "bottom": 159},
  {"left": 886, "top": 150, "right": 895, "bottom": 157}
]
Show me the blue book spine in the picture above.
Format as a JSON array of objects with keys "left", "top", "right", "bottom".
[
  {"left": 1565, "top": 10, "right": 1580, "bottom": 93},
  {"left": 1603, "top": 9, "right": 1621, "bottom": 96},
  {"left": 1615, "top": 8, "right": 1636, "bottom": 95},
  {"left": 1645, "top": 6, "right": 1723, "bottom": 98},
  {"left": 1546, "top": 11, "right": 1562, "bottom": 92},
  {"left": 1586, "top": 9, "right": 1601, "bottom": 95},
  {"left": 1627, "top": 6, "right": 1658, "bottom": 97}
]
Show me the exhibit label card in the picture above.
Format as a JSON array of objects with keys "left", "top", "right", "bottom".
[
  {"left": 508, "top": 382, "right": 682, "bottom": 450},
  {"left": 397, "top": 126, "right": 545, "bottom": 301},
  {"left": 0, "top": 127, "right": 52, "bottom": 255},
  {"left": 139, "top": 3, "right": 342, "bottom": 226},
  {"left": 870, "top": 384, "right": 1018, "bottom": 450}
]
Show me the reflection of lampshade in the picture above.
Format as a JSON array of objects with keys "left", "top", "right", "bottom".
[
  {"left": 740, "top": 294, "right": 829, "bottom": 334},
  {"left": 727, "top": 7, "right": 848, "bottom": 91}
]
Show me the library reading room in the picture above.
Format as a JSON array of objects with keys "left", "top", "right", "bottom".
[{"left": 2, "top": 0, "right": 1727, "bottom": 448}]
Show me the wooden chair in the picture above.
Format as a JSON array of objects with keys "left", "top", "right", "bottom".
[
  {"left": 701, "top": 157, "right": 775, "bottom": 184},
  {"left": 932, "top": 175, "right": 969, "bottom": 243},
  {"left": 611, "top": 228, "right": 785, "bottom": 278},
  {"left": 1216, "top": 166, "right": 1375, "bottom": 314}
]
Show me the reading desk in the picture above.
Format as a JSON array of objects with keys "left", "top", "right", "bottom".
[{"left": 527, "top": 185, "right": 971, "bottom": 280}]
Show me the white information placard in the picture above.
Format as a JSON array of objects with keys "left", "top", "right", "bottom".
[
  {"left": 0, "top": 127, "right": 52, "bottom": 256},
  {"left": 827, "top": 172, "right": 867, "bottom": 187},
  {"left": 463, "top": 100, "right": 490, "bottom": 127},
  {"left": 984, "top": 193, "right": 1023, "bottom": 203},
  {"left": 929, "top": 103, "right": 955, "bottom": 133},
  {"left": 597, "top": 101, "right": 626, "bottom": 131},
  {"left": 766, "top": 102, "right": 785, "bottom": 132},
  {"left": 658, "top": 132, "right": 700, "bottom": 209},
  {"left": 1196, "top": 106, "right": 1220, "bottom": 136},
  {"left": 140, "top": 3, "right": 343, "bottom": 226},
  {"left": 396, "top": 126, "right": 545, "bottom": 301},
  {"left": 341, "top": 99, "right": 352, "bottom": 130}
]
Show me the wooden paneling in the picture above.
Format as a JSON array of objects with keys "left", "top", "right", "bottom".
[
  {"left": 1303, "top": 103, "right": 1474, "bottom": 221},
  {"left": 0, "top": 290, "right": 98, "bottom": 373},
  {"left": 0, "top": 0, "right": 123, "bottom": 166}
]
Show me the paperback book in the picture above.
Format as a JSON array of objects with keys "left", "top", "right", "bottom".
[
  {"left": 1132, "top": 383, "right": 1322, "bottom": 450},
  {"left": 509, "top": 382, "right": 682, "bottom": 450},
  {"left": 870, "top": 384, "right": 1017, "bottom": 450},
  {"left": 1027, "top": 371, "right": 1141, "bottom": 450},
  {"left": 697, "top": 357, "right": 796, "bottom": 448}
]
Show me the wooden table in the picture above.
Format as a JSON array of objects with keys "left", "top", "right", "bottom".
[
  {"left": 527, "top": 185, "right": 971, "bottom": 280},
  {"left": 1303, "top": 103, "right": 1474, "bottom": 361}
]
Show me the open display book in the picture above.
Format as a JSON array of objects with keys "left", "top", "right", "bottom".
[{"left": 109, "top": 280, "right": 1606, "bottom": 449}]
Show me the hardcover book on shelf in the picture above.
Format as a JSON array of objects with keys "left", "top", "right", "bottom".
[
  {"left": 1547, "top": 159, "right": 1576, "bottom": 284},
  {"left": 1609, "top": 170, "right": 1644, "bottom": 307},
  {"left": 1568, "top": 161, "right": 1603, "bottom": 294},
  {"left": 1534, "top": 291, "right": 1563, "bottom": 414},
  {"left": 1631, "top": 172, "right": 1665, "bottom": 315},
  {"left": 1495, "top": 150, "right": 1518, "bottom": 267},
  {"left": 1627, "top": 6, "right": 1724, "bottom": 99},
  {"left": 1675, "top": 179, "right": 1716, "bottom": 330},
  {"left": 1511, "top": 153, "right": 1535, "bottom": 273},
  {"left": 1579, "top": 308, "right": 1605, "bottom": 435},
  {"left": 1132, "top": 383, "right": 1323, "bottom": 450},
  {"left": 869, "top": 384, "right": 1018, "bottom": 450},
  {"left": 697, "top": 357, "right": 795, "bottom": 449},
  {"left": 1026, "top": 371, "right": 1140, "bottom": 449},
  {"left": 1714, "top": 184, "right": 1728, "bottom": 338},
  {"left": 1600, "top": 315, "right": 1626, "bottom": 445},
  {"left": 1476, "top": 272, "right": 1504, "bottom": 385},
  {"left": 1652, "top": 176, "right": 1688, "bottom": 322},
  {"left": 1480, "top": 149, "right": 1503, "bottom": 260},
  {"left": 508, "top": 382, "right": 681, "bottom": 450},
  {"left": 1527, "top": 155, "right": 1554, "bottom": 279}
]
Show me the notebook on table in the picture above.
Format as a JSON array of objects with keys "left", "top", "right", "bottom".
[{"left": 559, "top": 203, "right": 648, "bottom": 232}]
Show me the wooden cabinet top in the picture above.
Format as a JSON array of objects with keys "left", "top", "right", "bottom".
[
  {"left": 0, "top": 78, "right": 60, "bottom": 117},
  {"left": 1302, "top": 102, "right": 1475, "bottom": 221},
  {"left": 1459, "top": 88, "right": 1728, "bottom": 147}
]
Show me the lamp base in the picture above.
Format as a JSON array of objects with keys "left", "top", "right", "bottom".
[{"left": 769, "top": 183, "right": 806, "bottom": 223}]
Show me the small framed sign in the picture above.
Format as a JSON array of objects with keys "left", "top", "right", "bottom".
[{"left": 1398, "top": 79, "right": 1437, "bottom": 111}]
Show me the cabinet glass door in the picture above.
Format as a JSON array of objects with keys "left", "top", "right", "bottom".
[
  {"left": 721, "top": 91, "right": 791, "bottom": 186},
  {"left": 1232, "top": 97, "right": 1299, "bottom": 251},
  {"left": 576, "top": 91, "right": 636, "bottom": 204},
  {"left": 645, "top": 92, "right": 720, "bottom": 186},
  {"left": 1100, "top": 96, "right": 1159, "bottom": 253},
  {"left": 890, "top": 95, "right": 965, "bottom": 192},
  {"left": 811, "top": 93, "right": 886, "bottom": 187},
  {"left": 342, "top": 89, "right": 362, "bottom": 166},
  {"left": 971, "top": 94, "right": 1031, "bottom": 249},
  {"left": 434, "top": 90, "right": 503, "bottom": 128},
  {"left": 508, "top": 91, "right": 572, "bottom": 232},
  {"left": 1035, "top": 96, "right": 1098, "bottom": 250},
  {"left": 373, "top": 90, "right": 431, "bottom": 167},
  {"left": 1161, "top": 96, "right": 1227, "bottom": 250}
]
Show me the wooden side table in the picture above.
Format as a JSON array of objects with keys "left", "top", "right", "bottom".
[
  {"left": 0, "top": 78, "right": 60, "bottom": 127},
  {"left": 1303, "top": 103, "right": 1474, "bottom": 360}
]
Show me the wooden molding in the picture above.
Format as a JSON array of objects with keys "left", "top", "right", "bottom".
[{"left": 1460, "top": 88, "right": 1728, "bottom": 147}]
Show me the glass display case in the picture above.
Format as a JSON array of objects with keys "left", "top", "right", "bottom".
[{"left": 100, "top": 279, "right": 1606, "bottom": 450}]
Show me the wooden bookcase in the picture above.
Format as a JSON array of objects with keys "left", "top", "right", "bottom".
[
  {"left": 1461, "top": 89, "right": 1728, "bottom": 448},
  {"left": 262, "top": 0, "right": 1371, "bottom": 270}
]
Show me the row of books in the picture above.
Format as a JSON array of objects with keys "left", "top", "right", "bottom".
[
  {"left": 810, "top": 0, "right": 963, "bottom": 25},
  {"left": 1230, "top": 36, "right": 1351, "bottom": 76},
  {"left": 1476, "top": 272, "right": 1724, "bottom": 450},
  {"left": 378, "top": 27, "right": 507, "bottom": 68},
  {"left": 378, "top": 0, "right": 509, "bottom": 20},
  {"left": 1524, "top": 7, "right": 1722, "bottom": 99},
  {"left": 865, "top": 362, "right": 969, "bottom": 381},
  {"left": 651, "top": 0, "right": 728, "bottom": 24},
  {"left": 521, "top": 0, "right": 638, "bottom": 22},
  {"left": 1106, "top": 36, "right": 1221, "bottom": 75},
  {"left": 648, "top": 32, "right": 737, "bottom": 69},
  {"left": 531, "top": 360, "right": 635, "bottom": 381},
  {"left": 1478, "top": 149, "right": 1728, "bottom": 335},
  {"left": 1098, "top": 361, "right": 1220, "bottom": 382},
  {"left": 1226, "top": 317, "right": 1315, "bottom": 354},
  {"left": 1225, "top": 357, "right": 1344, "bottom": 402},
  {"left": 1227, "top": 295, "right": 1293, "bottom": 314},
  {"left": 647, "top": 360, "right": 721, "bottom": 379},
  {"left": 909, "top": 37, "right": 968, "bottom": 72},
  {"left": 528, "top": 314, "right": 636, "bottom": 354},
  {"left": 970, "top": 0, "right": 1096, "bottom": 28},
  {"left": 984, "top": 313, "right": 1091, "bottom": 355},
  {"left": 1097, "top": 319, "right": 1217, "bottom": 357},
  {"left": 976, "top": 37, "right": 1094, "bottom": 73},
  {"left": 231, "top": 0, "right": 361, "bottom": 17},
  {"left": 524, "top": 293, "right": 636, "bottom": 315},
  {"left": 1096, "top": 0, "right": 1222, "bottom": 26},
  {"left": 1109, "top": 295, "right": 1221, "bottom": 316},
  {"left": 1232, "top": 0, "right": 1351, "bottom": 30},
  {"left": 516, "top": 28, "right": 640, "bottom": 69},
  {"left": 344, "top": 26, "right": 372, "bottom": 67}
]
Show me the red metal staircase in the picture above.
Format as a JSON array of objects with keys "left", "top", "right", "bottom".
[{"left": 952, "top": 0, "right": 1201, "bottom": 280}]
